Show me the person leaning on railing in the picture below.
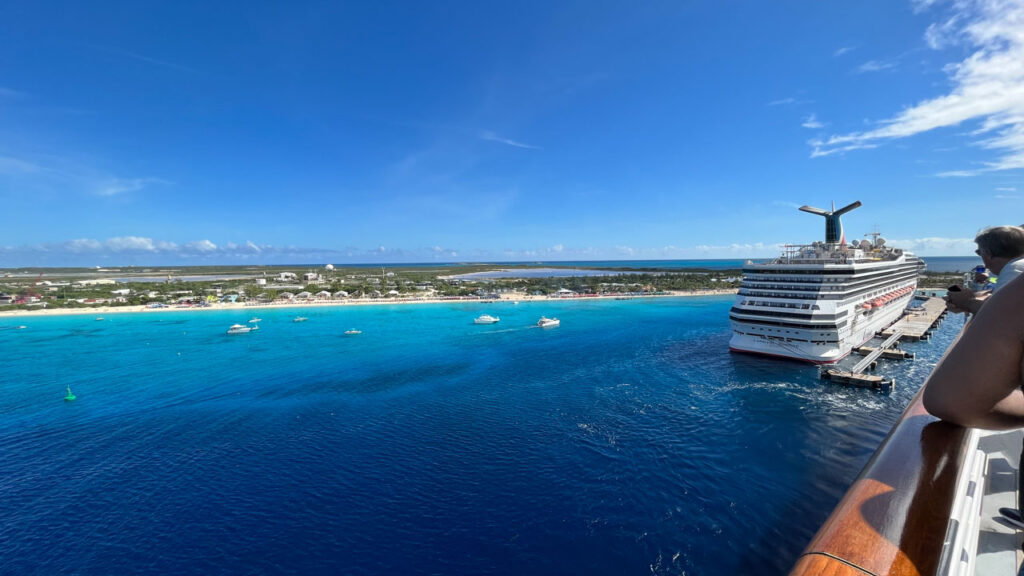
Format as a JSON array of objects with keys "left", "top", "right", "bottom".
[
  {"left": 945, "top": 225, "right": 1024, "bottom": 315},
  {"left": 924, "top": 262, "right": 1024, "bottom": 529}
]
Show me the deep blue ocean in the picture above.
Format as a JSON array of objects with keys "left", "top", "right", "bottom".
[{"left": 0, "top": 296, "right": 960, "bottom": 575}]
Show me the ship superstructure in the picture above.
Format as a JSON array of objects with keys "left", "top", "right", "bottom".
[{"left": 728, "top": 201, "right": 925, "bottom": 364}]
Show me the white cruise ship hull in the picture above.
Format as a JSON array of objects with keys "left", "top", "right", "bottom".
[{"left": 729, "top": 292, "right": 913, "bottom": 364}]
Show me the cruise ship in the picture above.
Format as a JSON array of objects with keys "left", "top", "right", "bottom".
[{"left": 728, "top": 201, "right": 925, "bottom": 364}]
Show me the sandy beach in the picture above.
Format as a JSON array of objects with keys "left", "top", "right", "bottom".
[{"left": 0, "top": 289, "right": 738, "bottom": 319}]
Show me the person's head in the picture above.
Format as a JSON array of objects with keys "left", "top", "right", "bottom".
[{"left": 975, "top": 225, "right": 1024, "bottom": 274}]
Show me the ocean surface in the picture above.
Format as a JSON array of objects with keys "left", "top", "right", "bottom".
[{"left": 0, "top": 297, "right": 961, "bottom": 575}]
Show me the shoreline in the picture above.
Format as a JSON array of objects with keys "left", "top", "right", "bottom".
[{"left": 0, "top": 289, "right": 738, "bottom": 319}]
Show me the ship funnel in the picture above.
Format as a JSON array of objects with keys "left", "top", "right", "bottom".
[{"left": 798, "top": 201, "right": 862, "bottom": 244}]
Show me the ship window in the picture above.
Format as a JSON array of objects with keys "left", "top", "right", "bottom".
[{"left": 812, "top": 305, "right": 820, "bottom": 310}]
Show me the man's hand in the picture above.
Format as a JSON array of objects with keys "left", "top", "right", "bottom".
[{"left": 945, "top": 285, "right": 988, "bottom": 314}]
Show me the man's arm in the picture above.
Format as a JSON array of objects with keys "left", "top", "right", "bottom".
[{"left": 924, "top": 280, "right": 1024, "bottom": 429}]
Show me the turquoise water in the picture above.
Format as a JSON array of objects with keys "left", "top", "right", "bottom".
[{"left": 0, "top": 297, "right": 959, "bottom": 575}]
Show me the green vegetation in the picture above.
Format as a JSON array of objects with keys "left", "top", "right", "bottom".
[{"left": 0, "top": 265, "right": 742, "bottom": 310}]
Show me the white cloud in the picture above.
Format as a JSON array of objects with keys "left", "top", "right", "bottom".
[
  {"left": 995, "top": 194, "right": 1021, "bottom": 199},
  {"left": 185, "top": 239, "right": 218, "bottom": 252},
  {"left": 64, "top": 238, "right": 102, "bottom": 253},
  {"left": 104, "top": 236, "right": 157, "bottom": 252},
  {"left": 480, "top": 130, "right": 539, "bottom": 149},
  {"left": 802, "top": 114, "right": 825, "bottom": 129},
  {"left": 912, "top": 0, "right": 944, "bottom": 13},
  {"left": 813, "top": 0, "right": 1024, "bottom": 174},
  {"left": 888, "top": 236, "right": 977, "bottom": 255},
  {"left": 0, "top": 155, "right": 40, "bottom": 174},
  {"left": 856, "top": 59, "right": 898, "bottom": 73},
  {"left": 834, "top": 46, "right": 857, "bottom": 57},
  {"left": 97, "top": 177, "right": 166, "bottom": 197}
]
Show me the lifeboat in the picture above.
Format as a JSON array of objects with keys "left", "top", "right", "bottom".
[{"left": 862, "top": 303, "right": 873, "bottom": 310}]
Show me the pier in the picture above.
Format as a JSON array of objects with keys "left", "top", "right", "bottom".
[
  {"left": 821, "top": 297, "right": 948, "bottom": 392},
  {"left": 879, "top": 295, "right": 948, "bottom": 341}
]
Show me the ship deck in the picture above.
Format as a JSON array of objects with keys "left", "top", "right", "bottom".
[{"left": 973, "top": 428, "right": 1023, "bottom": 575}]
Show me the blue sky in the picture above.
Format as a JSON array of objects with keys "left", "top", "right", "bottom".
[{"left": 1, "top": 0, "right": 1022, "bottom": 266}]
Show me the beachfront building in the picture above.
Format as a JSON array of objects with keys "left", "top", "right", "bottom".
[
  {"left": 333, "top": 290, "right": 349, "bottom": 299},
  {"left": 278, "top": 292, "right": 295, "bottom": 301},
  {"left": 315, "top": 290, "right": 332, "bottom": 299},
  {"left": 295, "top": 291, "right": 312, "bottom": 300}
]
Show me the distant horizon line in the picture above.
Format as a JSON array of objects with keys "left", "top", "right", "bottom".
[{"left": 0, "top": 255, "right": 976, "bottom": 270}]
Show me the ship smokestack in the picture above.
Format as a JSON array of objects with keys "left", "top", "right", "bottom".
[{"left": 798, "top": 201, "right": 861, "bottom": 244}]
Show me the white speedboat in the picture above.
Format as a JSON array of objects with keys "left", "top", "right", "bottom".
[
  {"left": 344, "top": 329, "right": 361, "bottom": 335},
  {"left": 474, "top": 314, "right": 500, "bottom": 324},
  {"left": 537, "top": 316, "right": 560, "bottom": 328},
  {"left": 293, "top": 317, "right": 308, "bottom": 323},
  {"left": 226, "top": 323, "right": 258, "bottom": 334},
  {"left": 248, "top": 318, "right": 261, "bottom": 323}
]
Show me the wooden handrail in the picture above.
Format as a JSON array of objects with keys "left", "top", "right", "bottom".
[{"left": 790, "top": 387, "right": 972, "bottom": 576}]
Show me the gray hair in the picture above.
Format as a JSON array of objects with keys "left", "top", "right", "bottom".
[{"left": 975, "top": 226, "right": 1024, "bottom": 259}]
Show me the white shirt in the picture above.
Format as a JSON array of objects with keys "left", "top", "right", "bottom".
[{"left": 994, "top": 256, "right": 1024, "bottom": 292}]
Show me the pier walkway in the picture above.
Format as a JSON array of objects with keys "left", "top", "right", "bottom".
[
  {"left": 880, "top": 296, "right": 947, "bottom": 341},
  {"left": 821, "top": 297, "right": 948, "bottom": 392}
]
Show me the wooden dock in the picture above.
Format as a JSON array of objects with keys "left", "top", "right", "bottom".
[
  {"left": 880, "top": 296, "right": 947, "bottom": 341},
  {"left": 820, "top": 298, "right": 949, "bottom": 392}
]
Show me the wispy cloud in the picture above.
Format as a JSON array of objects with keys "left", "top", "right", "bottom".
[
  {"left": 812, "top": 0, "right": 1024, "bottom": 174},
  {"left": 0, "top": 87, "right": 26, "bottom": 99},
  {"left": 92, "top": 45, "right": 198, "bottom": 73},
  {"left": 996, "top": 186, "right": 1018, "bottom": 191},
  {"left": 995, "top": 194, "right": 1021, "bottom": 199},
  {"left": 0, "top": 155, "right": 41, "bottom": 174},
  {"left": 767, "top": 97, "right": 814, "bottom": 107},
  {"left": 912, "top": 0, "right": 943, "bottom": 13},
  {"left": 802, "top": 113, "right": 825, "bottom": 129},
  {"left": 96, "top": 177, "right": 167, "bottom": 197},
  {"left": 834, "top": 46, "right": 857, "bottom": 57},
  {"left": 480, "top": 130, "right": 539, "bottom": 149},
  {"left": 887, "top": 236, "right": 977, "bottom": 255},
  {"left": 856, "top": 59, "right": 898, "bottom": 73}
]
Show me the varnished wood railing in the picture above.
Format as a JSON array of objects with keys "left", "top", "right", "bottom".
[{"left": 790, "top": 387, "right": 972, "bottom": 576}]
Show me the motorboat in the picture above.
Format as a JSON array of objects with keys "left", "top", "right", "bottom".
[
  {"left": 293, "top": 317, "right": 308, "bottom": 323},
  {"left": 474, "top": 314, "right": 500, "bottom": 324},
  {"left": 537, "top": 316, "right": 560, "bottom": 328},
  {"left": 248, "top": 318, "right": 261, "bottom": 323},
  {"left": 226, "top": 323, "right": 258, "bottom": 334},
  {"left": 344, "top": 329, "right": 361, "bottom": 335}
]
